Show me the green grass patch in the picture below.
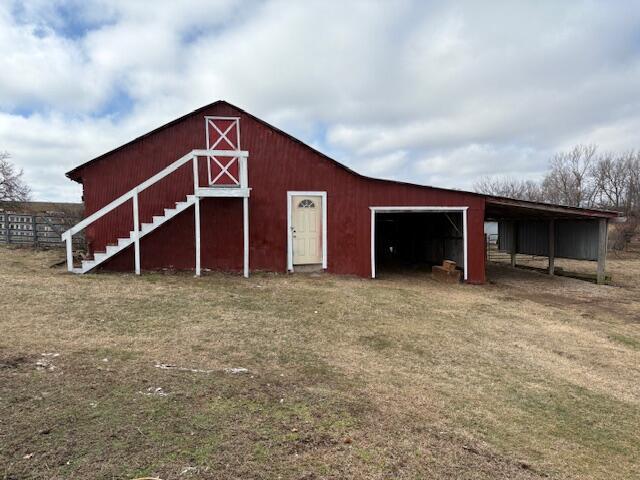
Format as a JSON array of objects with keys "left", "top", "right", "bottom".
[{"left": 609, "top": 333, "right": 640, "bottom": 350}]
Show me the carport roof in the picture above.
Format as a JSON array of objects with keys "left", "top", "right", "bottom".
[{"left": 485, "top": 196, "right": 619, "bottom": 220}]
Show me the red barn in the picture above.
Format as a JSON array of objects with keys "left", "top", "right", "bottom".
[{"left": 63, "top": 101, "right": 617, "bottom": 284}]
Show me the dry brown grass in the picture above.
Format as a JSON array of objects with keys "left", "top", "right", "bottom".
[
  {"left": 1, "top": 246, "right": 639, "bottom": 479},
  {"left": 500, "top": 250, "right": 640, "bottom": 290}
]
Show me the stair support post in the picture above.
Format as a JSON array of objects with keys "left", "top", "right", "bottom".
[
  {"left": 195, "top": 197, "right": 201, "bottom": 276},
  {"left": 243, "top": 196, "right": 249, "bottom": 278},
  {"left": 240, "top": 156, "right": 248, "bottom": 189},
  {"left": 133, "top": 191, "right": 140, "bottom": 275},
  {"left": 64, "top": 233, "right": 73, "bottom": 272},
  {"left": 241, "top": 155, "right": 249, "bottom": 278},
  {"left": 193, "top": 155, "right": 201, "bottom": 277},
  {"left": 193, "top": 154, "right": 199, "bottom": 193}
]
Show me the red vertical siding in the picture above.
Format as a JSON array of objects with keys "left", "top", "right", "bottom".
[{"left": 79, "top": 103, "right": 486, "bottom": 283}]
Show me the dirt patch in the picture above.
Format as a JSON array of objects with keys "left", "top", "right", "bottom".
[
  {"left": 0, "top": 354, "right": 32, "bottom": 369},
  {"left": 487, "top": 262, "right": 640, "bottom": 323}
]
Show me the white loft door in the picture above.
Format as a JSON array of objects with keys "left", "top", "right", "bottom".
[{"left": 292, "top": 195, "right": 322, "bottom": 265}]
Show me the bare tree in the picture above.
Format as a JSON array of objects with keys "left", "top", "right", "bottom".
[
  {"left": 474, "top": 145, "right": 640, "bottom": 213},
  {"left": 473, "top": 176, "right": 544, "bottom": 202},
  {"left": 591, "top": 151, "right": 631, "bottom": 211},
  {"left": 541, "top": 144, "right": 598, "bottom": 208},
  {"left": 0, "top": 152, "right": 30, "bottom": 203},
  {"left": 476, "top": 144, "right": 640, "bottom": 249},
  {"left": 626, "top": 152, "right": 640, "bottom": 215}
]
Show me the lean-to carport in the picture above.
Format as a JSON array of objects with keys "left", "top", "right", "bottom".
[{"left": 484, "top": 197, "right": 619, "bottom": 284}]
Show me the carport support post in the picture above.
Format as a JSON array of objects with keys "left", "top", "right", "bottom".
[
  {"left": 597, "top": 218, "right": 608, "bottom": 285},
  {"left": 548, "top": 219, "right": 555, "bottom": 276},
  {"left": 510, "top": 221, "right": 518, "bottom": 268}
]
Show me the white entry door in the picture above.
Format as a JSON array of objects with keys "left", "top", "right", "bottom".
[{"left": 292, "top": 195, "right": 322, "bottom": 265}]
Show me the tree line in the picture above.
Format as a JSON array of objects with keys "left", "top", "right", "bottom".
[{"left": 474, "top": 144, "right": 640, "bottom": 216}]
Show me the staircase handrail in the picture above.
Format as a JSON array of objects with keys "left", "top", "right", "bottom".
[{"left": 62, "top": 149, "right": 248, "bottom": 239}]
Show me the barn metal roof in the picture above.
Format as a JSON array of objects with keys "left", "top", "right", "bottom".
[{"left": 65, "top": 100, "right": 619, "bottom": 221}]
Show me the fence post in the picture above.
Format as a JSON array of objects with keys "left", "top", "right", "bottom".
[
  {"left": 32, "top": 215, "right": 37, "bottom": 247},
  {"left": 6, "top": 214, "right": 10, "bottom": 244}
]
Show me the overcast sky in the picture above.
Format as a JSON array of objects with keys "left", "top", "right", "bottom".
[{"left": 1, "top": 1, "right": 640, "bottom": 202}]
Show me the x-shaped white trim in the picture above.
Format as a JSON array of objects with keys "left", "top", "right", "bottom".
[
  {"left": 205, "top": 117, "right": 241, "bottom": 186},
  {"left": 210, "top": 156, "right": 239, "bottom": 185},
  {"left": 208, "top": 120, "right": 237, "bottom": 149}
]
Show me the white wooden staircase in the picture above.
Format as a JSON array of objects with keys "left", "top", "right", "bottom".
[
  {"left": 75, "top": 194, "right": 199, "bottom": 274},
  {"left": 63, "top": 146, "right": 250, "bottom": 277}
]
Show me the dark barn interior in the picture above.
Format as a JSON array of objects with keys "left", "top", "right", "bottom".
[{"left": 375, "top": 212, "right": 464, "bottom": 273}]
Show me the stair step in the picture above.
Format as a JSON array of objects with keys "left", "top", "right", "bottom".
[
  {"left": 81, "top": 259, "right": 96, "bottom": 269},
  {"left": 94, "top": 252, "right": 107, "bottom": 262},
  {"left": 75, "top": 194, "right": 197, "bottom": 274}
]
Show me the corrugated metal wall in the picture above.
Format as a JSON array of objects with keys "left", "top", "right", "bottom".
[
  {"left": 498, "top": 219, "right": 599, "bottom": 261},
  {"left": 556, "top": 220, "right": 599, "bottom": 260},
  {"left": 518, "top": 221, "right": 548, "bottom": 256}
]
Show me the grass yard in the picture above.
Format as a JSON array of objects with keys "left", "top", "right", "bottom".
[{"left": 1, "top": 246, "right": 639, "bottom": 479}]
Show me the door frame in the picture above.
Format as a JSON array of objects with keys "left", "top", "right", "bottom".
[
  {"left": 287, "top": 191, "right": 328, "bottom": 271},
  {"left": 369, "top": 206, "right": 468, "bottom": 280}
]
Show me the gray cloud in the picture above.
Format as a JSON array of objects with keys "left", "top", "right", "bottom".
[{"left": 1, "top": 0, "right": 639, "bottom": 200}]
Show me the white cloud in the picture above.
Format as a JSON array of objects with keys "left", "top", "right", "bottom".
[
  {"left": 414, "top": 143, "right": 546, "bottom": 191},
  {"left": 0, "top": 10, "right": 106, "bottom": 111},
  {"left": 357, "top": 150, "right": 409, "bottom": 178},
  {"left": 0, "top": 0, "right": 640, "bottom": 201}
]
